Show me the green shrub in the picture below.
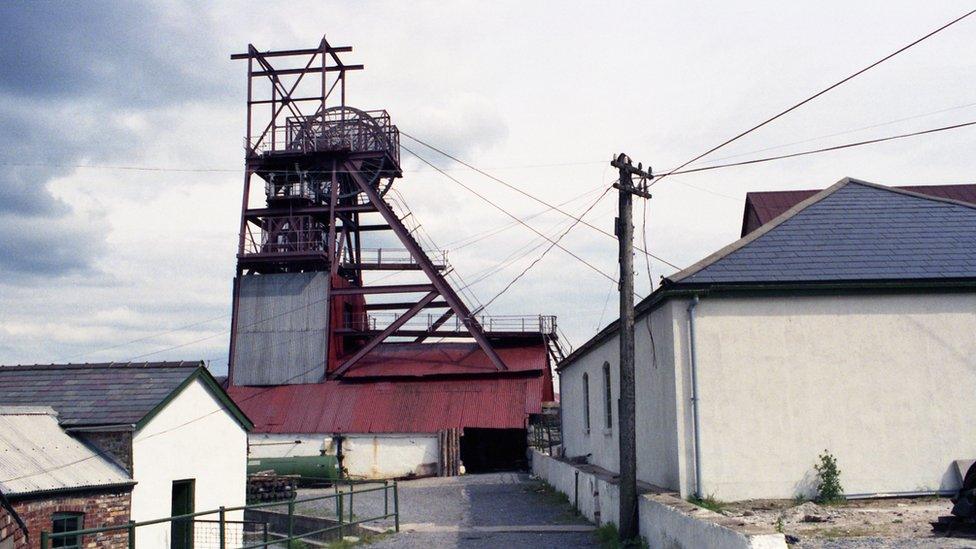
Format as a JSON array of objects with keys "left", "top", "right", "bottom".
[
  {"left": 594, "top": 523, "right": 648, "bottom": 548},
  {"left": 687, "top": 494, "right": 725, "bottom": 513},
  {"left": 814, "top": 450, "right": 844, "bottom": 504}
]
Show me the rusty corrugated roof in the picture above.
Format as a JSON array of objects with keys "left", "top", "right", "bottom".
[
  {"left": 741, "top": 183, "right": 976, "bottom": 236},
  {"left": 0, "top": 407, "right": 132, "bottom": 497},
  {"left": 227, "top": 376, "right": 543, "bottom": 434}
]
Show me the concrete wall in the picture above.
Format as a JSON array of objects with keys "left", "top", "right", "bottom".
[
  {"left": 686, "top": 292, "right": 976, "bottom": 501},
  {"left": 559, "top": 301, "right": 683, "bottom": 491},
  {"left": 232, "top": 272, "right": 329, "bottom": 385},
  {"left": 131, "top": 378, "right": 248, "bottom": 548},
  {"left": 531, "top": 450, "right": 785, "bottom": 549},
  {"left": 249, "top": 433, "right": 439, "bottom": 479},
  {"left": 639, "top": 494, "right": 786, "bottom": 549}
]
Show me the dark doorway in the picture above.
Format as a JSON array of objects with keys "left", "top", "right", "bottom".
[
  {"left": 460, "top": 428, "right": 528, "bottom": 472},
  {"left": 171, "top": 479, "right": 195, "bottom": 549}
]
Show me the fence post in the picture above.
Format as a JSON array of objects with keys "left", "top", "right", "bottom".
[
  {"left": 262, "top": 522, "right": 269, "bottom": 548},
  {"left": 384, "top": 480, "right": 389, "bottom": 517},
  {"left": 128, "top": 520, "right": 136, "bottom": 548},
  {"left": 393, "top": 480, "right": 400, "bottom": 532},
  {"left": 219, "top": 506, "right": 226, "bottom": 549},
  {"left": 287, "top": 500, "right": 295, "bottom": 541},
  {"left": 337, "top": 485, "right": 345, "bottom": 538},
  {"left": 334, "top": 482, "right": 339, "bottom": 516},
  {"left": 40, "top": 531, "right": 48, "bottom": 549},
  {"left": 349, "top": 482, "right": 355, "bottom": 523}
]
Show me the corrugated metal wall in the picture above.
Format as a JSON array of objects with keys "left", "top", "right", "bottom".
[{"left": 232, "top": 272, "right": 329, "bottom": 385}]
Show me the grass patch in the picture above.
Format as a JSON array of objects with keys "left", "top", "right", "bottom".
[
  {"left": 687, "top": 494, "right": 726, "bottom": 513},
  {"left": 528, "top": 480, "right": 571, "bottom": 506},
  {"left": 817, "top": 526, "right": 873, "bottom": 539},
  {"left": 594, "top": 523, "right": 648, "bottom": 548}
]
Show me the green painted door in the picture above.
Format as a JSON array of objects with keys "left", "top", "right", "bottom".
[{"left": 171, "top": 479, "right": 195, "bottom": 549}]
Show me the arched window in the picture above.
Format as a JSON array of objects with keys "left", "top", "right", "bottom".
[
  {"left": 582, "top": 373, "right": 591, "bottom": 433},
  {"left": 603, "top": 362, "right": 613, "bottom": 429}
]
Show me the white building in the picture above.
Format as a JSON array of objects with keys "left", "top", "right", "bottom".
[
  {"left": 0, "top": 361, "right": 252, "bottom": 548},
  {"left": 558, "top": 179, "right": 976, "bottom": 501}
]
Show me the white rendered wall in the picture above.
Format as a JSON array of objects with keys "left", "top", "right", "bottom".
[
  {"left": 685, "top": 292, "right": 976, "bottom": 501},
  {"left": 248, "top": 433, "right": 439, "bottom": 479},
  {"left": 131, "top": 378, "right": 248, "bottom": 548},
  {"left": 559, "top": 301, "right": 682, "bottom": 490}
]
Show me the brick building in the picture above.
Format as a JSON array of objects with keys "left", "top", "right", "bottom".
[
  {"left": 0, "top": 362, "right": 252, "bottom": 548},
  {"left": 0, "top": 407, "right": 134, "bottom": 549}
]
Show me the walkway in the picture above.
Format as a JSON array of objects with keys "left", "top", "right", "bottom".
[{"left": 299, "top": 472, "right": 598, "bottom": 548}]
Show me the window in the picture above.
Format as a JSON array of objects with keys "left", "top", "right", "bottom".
[
  {"left": 51, "top": 512, "right": 84, "bottom": 549},
  {"left": 603, "top": 362, "right": 613, "bottom": 429},
  {"left": 582, "top": 373, "right": 591, "bottom": 433}
]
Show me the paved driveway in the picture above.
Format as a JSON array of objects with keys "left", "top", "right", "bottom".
[{"left": 298, "top": 472, "right": 598, "bottom": 548}]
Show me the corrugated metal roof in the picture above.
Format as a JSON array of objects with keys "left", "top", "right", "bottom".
[
  {"left": 0, "top": 361, "right": 200, "bottom": 426},
  {"left": 227, "top": 376, "right": 543, "bottom": 434},
  {"left": 0, "top": 407, "right": 132, "bottom": 497},
  {"left": 671, "top": 178, "right": 976, "bottom": 285},
  {"left": 343, "top": 342, "right": 547, "bottom": 378},
  {"left": 742, "top": 183, "right": 976, "bottom": 236}
]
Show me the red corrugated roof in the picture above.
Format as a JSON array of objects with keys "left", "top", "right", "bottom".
[
  {"left": 227, "top": 376, "right": 542, "bottom": 434},
  {"left": 741, "top": 184, "right": 976, "bottom": 236},
  {"left": 343, "top": 342, "right": 547, "bottom": 378}
]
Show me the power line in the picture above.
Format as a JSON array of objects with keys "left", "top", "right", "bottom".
[
  {"left": 401, "top": 132, "right": 681, "bottom": 270},
  {"left": 652, "top": 7, "right": 976, "bottom": 185},
  {"left": 482, "top": 185, "right": 615, "bottom": 309},
  {"left": 687, "top": 100, "right": 976, "bottom": 168},
  {"left": 400, "top": 143, "right": 622, "bottom": 286},
  {"left": 663, "top": 119, "right": 976, "bottom": 176}
]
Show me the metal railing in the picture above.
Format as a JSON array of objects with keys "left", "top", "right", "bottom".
[
  {"left": 347, "top": 313, "right": 557, "bottom": 335},
  {"left": 247, "top": 109, "right": 399, "bottom": 165},
  {"left": 39, "top": 479, "right": 400, "bottom": 549}
]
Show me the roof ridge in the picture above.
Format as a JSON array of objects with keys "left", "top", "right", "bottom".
[
  {"left": 845, "top": 179, "right": 976, "bottom": 211},
  {"left": 0, "top": 361, "right": 201, "bottom": 371},
  {"left": 668, "top": 177, "right": 855, "bottom": 284}
]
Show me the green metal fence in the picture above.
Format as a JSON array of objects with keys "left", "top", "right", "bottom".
[{"left": 39, "top": 479, "right": 399, "bottom": 548}]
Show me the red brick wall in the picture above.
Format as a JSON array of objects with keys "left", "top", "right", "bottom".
[
  {"left": 1, "top": 502, "right": 27, "bottom": 548},
  {"left": 9, "top": 489, "right": 131, "bottom": 549}
]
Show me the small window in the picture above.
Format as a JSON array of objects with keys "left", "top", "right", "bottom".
[
  {"left": 603, "top": 362, "right": 613, "bottom": 429},
  {"left": 582, "top": 373, "right": 591, "bottom": 433},
  {"left": 52, "top": 512, "right": 84, "bottom": 549}
]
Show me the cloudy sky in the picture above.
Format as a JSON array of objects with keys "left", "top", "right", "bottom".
[{"left": 0, "top": 1, "right": 974, "bottom": 372}]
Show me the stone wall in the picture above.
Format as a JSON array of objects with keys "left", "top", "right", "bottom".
[
  {"left": 9, "top": 488, "right": 131, "bottom": 548},
  {"left": 78, "top": 431, "right": 133, "bottom": 474}
]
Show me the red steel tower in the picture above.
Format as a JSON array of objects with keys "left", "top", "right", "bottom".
[{"left": 227, "top": 38, "right": 560, "bottom": 386}]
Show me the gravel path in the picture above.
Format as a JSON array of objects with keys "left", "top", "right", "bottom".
[{"left": 297, "top": 472, "right": 598, "bottom": 548}]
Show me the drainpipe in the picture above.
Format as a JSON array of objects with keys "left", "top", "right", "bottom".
[{"left": 687, "top": 295, "right": 703, "bottom": 499}]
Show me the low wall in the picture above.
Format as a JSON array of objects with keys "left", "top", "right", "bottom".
[
  {"left": 244, "top": 508, "right": 377, "bottom": 543},
  {"left": 531, "top": 450, "right": 785, "bottom": 549}
]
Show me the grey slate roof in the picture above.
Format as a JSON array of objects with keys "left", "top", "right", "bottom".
[
  {"left": 0, "top": 406, "right": 132, "bottom": 497},
  {"left": 668, "top": 178, "right": 976, "bottom": 286},
  {"left": 0, "top": 361, "right": 201, "bottom": 427}
]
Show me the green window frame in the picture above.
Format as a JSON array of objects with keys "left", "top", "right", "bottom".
[
  {"left": 603, "top": 362, "right": 612, "bottom": 429},
  {"left": 51, "top": 512, "right": 84, "bottom": 549},
  {"left": 582, "top": 372, "right": 591, "bottom": 433}
]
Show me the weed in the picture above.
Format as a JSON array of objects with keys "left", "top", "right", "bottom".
[
  {"left": 289, "top": 541, "right": 309, "bottom": 549},
  {"left": 814, "top": 451, "right": 844, "bottom": 504},
  {"left": 594, "top": 523, "right": 648, "bottom": 548},
  {"left": 775, "top": 516, "right": 785, "bottom": 534},
  {"left": 687, "top": 494, "right": 726, "bottom": 513}
]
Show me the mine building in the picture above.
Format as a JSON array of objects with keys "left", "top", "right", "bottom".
[{"left": 225, "top": 38, "right": 560, "bottom": 477}]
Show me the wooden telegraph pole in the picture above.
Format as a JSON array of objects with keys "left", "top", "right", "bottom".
[{"left": 611, "top": 153, "right": 652, "bottom": 541}]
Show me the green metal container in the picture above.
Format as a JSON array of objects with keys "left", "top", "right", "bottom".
[{"left": 247, "top": 455, "right": 339, "bottom": 482}]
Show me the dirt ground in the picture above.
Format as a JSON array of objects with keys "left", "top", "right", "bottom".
[{"left": 719, "top": 496, "right": 976, "bottom": 547}]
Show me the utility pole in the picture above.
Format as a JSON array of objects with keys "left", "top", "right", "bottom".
[{"left": 611, "top": 153, "right": 652, "bottom": 541}]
